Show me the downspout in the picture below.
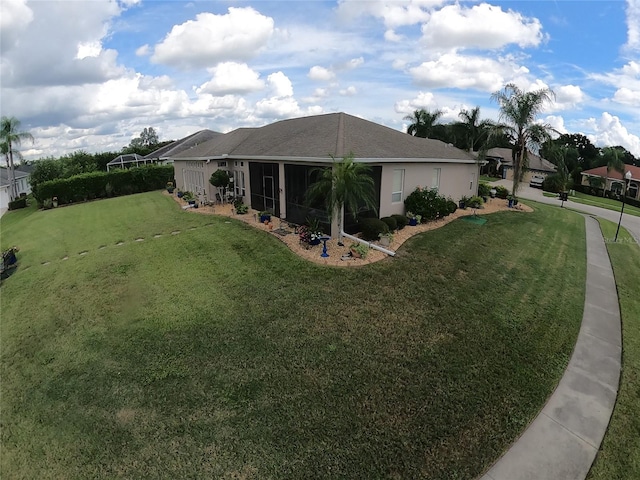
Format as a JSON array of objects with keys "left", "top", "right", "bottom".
[{"left": 340, "top": 229, "right": 396, "bottom": 257}]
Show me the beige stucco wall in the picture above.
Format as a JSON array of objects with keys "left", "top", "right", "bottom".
[{"left": 378, "top": 162, "right": 480, "bottom": 218}]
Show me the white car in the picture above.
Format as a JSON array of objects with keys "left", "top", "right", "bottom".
[{"left": 529, "top": 175, "right": 545, "bottom": 188}]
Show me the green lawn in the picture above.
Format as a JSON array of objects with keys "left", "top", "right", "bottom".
[
  {"left": 1, "top": 193, "right": 587, "bottom": 479},
  {"left": 569, "top": 191, "right": 640, "bottom": 217},
  {"left": 587, "top": 220, "right": 640, "bottom": 479}
]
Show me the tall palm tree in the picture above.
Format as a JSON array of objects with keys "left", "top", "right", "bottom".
[
  {"left": 1, "top": 116, "right": 33, "bottom": 201},
  {"left": 602, "top": 147, "right": 626, "bottom": 198},
  {"left": 404, "top": 108, "right": 443, "bottom": 139},
  {"left": 305, "top": 153, "right": 377, "bottom": 245},
  {"left": 454, "top": 106, "right": 496, "bottom": 152},
  {"left": 491, "top": 84, "right": 555, "bottom": 196}
]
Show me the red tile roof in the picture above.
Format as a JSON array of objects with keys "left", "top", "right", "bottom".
[{"left": 581, "top": 165, "right": 640, "bottom": 181}]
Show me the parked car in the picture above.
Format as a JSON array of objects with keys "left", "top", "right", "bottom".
[{"left": 529, "top": 175, "right": 545, "bottom": 188}]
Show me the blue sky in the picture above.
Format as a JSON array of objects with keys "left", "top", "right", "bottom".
[{"left": 1, "top": 0, "right": 639, "bottom": 159}]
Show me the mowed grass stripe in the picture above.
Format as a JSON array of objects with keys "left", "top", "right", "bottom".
[{"left": 1, "top": 194, "right": 586, "bottom": 479}]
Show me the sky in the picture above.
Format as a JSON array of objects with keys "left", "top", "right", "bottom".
[{"left": 1, "top": 0, "right": 639, "bottom": 161}]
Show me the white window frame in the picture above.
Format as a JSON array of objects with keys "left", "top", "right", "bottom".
[
  {"left": 432, "top": 168, "right": 441, "bottom": 190},
  {"left": 391, "top": 169, "right": 404, "bottom": 203}
]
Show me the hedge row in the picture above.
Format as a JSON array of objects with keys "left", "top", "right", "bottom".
[
  {"left": 8, "top": 197, "right": 27, "bottom": 210},
  {"left": 32, "top": 165, "right": 174, "bottom": 205},
  {"left": 573, "top": 184, "right": 640, "bottom": 208}
]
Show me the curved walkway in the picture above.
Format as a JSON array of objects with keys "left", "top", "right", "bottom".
[{"left": 479, "top": 215, "right": 622, "bottom": 480}]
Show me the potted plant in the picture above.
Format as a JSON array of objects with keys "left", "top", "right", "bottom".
[
  {"left": 459, "top": 196, "right": 468, "bottom": 209},
  {"left": 490, "top": 187, "right": 497, "bottom": 198},
  {"left": 407, "top": 211, "right": 422, "bottom": 226},
  {"left": 166, "top": 181, "right": 174, "bottom": 193},
  {"left": 233, "top": 199, "right": 248, "bottom": 214},
  {"left": 52, "top": 196, "right": 58, "bottom": 208},
  {"left": 507, "top": 195, "right": 514, "bottom": 208},
  {"left": 259, "top": 211, "right": 272, "bottom": 223},
  {"left": 378, "top": 231, "right": 394, "bottom": 247},
  {"left": 349, "top": 242, "right": 368, "bottom": 259},
  {"left": 176, "top": 190, "right": 184, "bottom": 198}
]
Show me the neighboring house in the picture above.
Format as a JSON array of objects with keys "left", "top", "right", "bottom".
[
  {"left": 580, "top": 165, "right": 640, "bottom": 200},
  {"left": 170, "top": 112, "right": 480, "bottom": 237},
  {"left": 484, "top": 147, "right": 556, "bottom": 183},
  {"left": 0, "top": 166, "right": 31, "bottom": 216},
  {"left": 144, "top": 129, "right": 222, "bottom": 166}
]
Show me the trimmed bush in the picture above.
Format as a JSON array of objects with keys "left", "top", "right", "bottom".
[
  {"left": 33, "top": 165, "right": 174, "bottom": 205},
  {"left": 359, "top": 218, "right": 389, "bottom": 241},
  {"left": 478, "top": 182, "right": 491, "bottom": 197},
  {"left": 404, "top": 187, "right": 451, "bottom": 221},
  {"left": 391, "top": 214, "right": 408, "bottom": 230},
  {"left": 468, "top": 196, "right": 484, "bottom": 208},
  {"left": 380, "top": 216, "right": 398, "bottom": 231},
  {"left": 446, "top": 200, "right": 457, "bottom": 215},
  {"left": 8, "top": 197, "right": 27, "bottom": 210},
  {"left": 494, "top": 185, "right": 509, "bottom": 199}
]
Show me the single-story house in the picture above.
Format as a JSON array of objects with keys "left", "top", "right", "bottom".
[
  {"left": 580, "top": 165, "right": 640, "bottom": 200},
  {"left": 0, "top": 166, "right": 32, "bottom": 216},
  {"left": 144, "top": 129, "right": 223, "bottom": 166},
  {"left": 483, "top": 147, "right": 556, "bottom": 183},
  {"left": 170, "top": 112, "right": 481, "bottom": 237}
]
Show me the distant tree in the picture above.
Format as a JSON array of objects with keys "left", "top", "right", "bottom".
[
  {"left": 601, "top": 147, "right": 626, "bottom": 197},
  {"left": 29, "top": 157, "right": 64, "bottom": 192},
  {"left": 305, "top": 153, "right": 377, "bottom": 245},
  {"left": 124, "top": 127, "right": 161, "bottom": 156},
  {"left": 453, "top": 106, "right": 497, "bottom": 152},
  {"left": 491, "top": 83, "right": 556, "bottom": 196},
  {"left": 1, "top": 116, "right": 34, "bottom": 200},
  {"left": 404, "top": 109, "right": 443, "bottom": 139}
]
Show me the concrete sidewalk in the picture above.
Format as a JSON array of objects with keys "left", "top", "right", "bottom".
[{"left": 479, "top": 215, "right": 621, "bottom": 480}]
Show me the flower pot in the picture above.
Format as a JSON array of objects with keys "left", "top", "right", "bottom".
[
  {"left": 350, "top": 248, "right": 361, "bottom": 258},
  {"left": 409, "top": 218, "right": 418, "bottom": 226},
  {"left": 260, "top": 214, "right": 271, "bottom": 223},
  {"left": 167, "top": 188, "right": 174, "bottom": 194},
  {"left": 309, "top": 238, "right": 321, "bottom": 246},
  {"left": 177, "top": 192, "right": 183, "bottom": 198},
  {"left": 188, "top": 200, "right": 196, "bottom": 206},
  {"left": 490, "top": 188, "right": 497, "bottom": 198},
  {"left": 459, "top": 201, "right": 466, "bottom": 209},
  {"left": 379, "top": 236, "right": 391, "bottom": 247},
  {"left": 508, "top": 198, "right": 514, "bottom": 208}
]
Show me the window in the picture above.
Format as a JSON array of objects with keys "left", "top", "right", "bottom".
[
  {"left": 235, "top": 170, "right": 246, "bottom": 196},
  {"left": 392, "top": 169, "right": 404, "bottom": 203},
  {"left": 432, "top": 168, "right": 441, "bottom": 190},
  {"left": 217, "top": 161, "right": 227, "bottom": 167}
]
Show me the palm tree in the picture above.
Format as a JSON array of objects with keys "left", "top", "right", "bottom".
[
  {"left": 404, "top": 108, "right": 443, "bottom": 138},
  {"left": 305, "top": 153, "right": 377, "bottom": 245},
  {"left": 490, "top": 84, "right": 555, "bottom": 196},
  {"left": 602, "top": 147, "right": 626, "bottom": 198},
  {"left": 1, "top": 116, "right": 34, "bottom": 201},
  {"left": 454, "top": 106, "right": 496, "bottom": 152}
]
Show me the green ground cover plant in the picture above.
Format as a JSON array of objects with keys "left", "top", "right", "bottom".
[
  {"left": 588, "top": 221, "right": 640, "bottom": 479},
  {"left": 1, "top": 193, "right": 586, "bottom": 479}
]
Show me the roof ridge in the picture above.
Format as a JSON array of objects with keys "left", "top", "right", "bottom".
[{"left": 335, "top": 112, "right": 345, "bottom": 158}]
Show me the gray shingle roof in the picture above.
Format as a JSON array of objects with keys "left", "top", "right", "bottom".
[
  {"left": 144, "top": 129, "right": 223, "bottom": 159},
  {"left": 485, "top": 147, "right": 556, "bottom": 172},
  {"left": 172, "top": 113, "right": 476, "bottom": 163},
  {"left": 0, "top": 167, "right": 29, "bottom": 187}
]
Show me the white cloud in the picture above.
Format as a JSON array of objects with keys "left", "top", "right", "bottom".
[
  {"left": 76, "top": 41, "right": 102, "bottom": 60},
  {"left": 337, "top": 0, "right": 444, "bottom": 29},
  {"left": 394, "top": 91, "right": 438, "bottom": 114},
  {"left": 301, "top": 88, "right": 329, "bottom": 103},
  {"left": 197, "top": 62, "right": 264, "bottom": 96},
  {"left": 552, "top": 85, "right": 585, "bottom": 111},
  {"left": 625, "top": 0, "right": 640, "bottom": 51},
  {"left": 409, "top": 53, "right": 530, "bottom": 92},
  {"left": 590, "top": 60, "right": 640, "bottom": 108},
  {"left": 544, "top": 115, "right": 568, "bottom": 135},
  {"left": 136, "top": 44, "right": 150, "bottom": 56},
  {"left": 613, "top": 87, "right": 640, "bottom": 106},
  {"left": 586, "top": 112, "right": 640, "bottom": 157},
  {"left": 267, "top": 71, "right": 294, "bottom": 97},
  {"left": 340, "top": 86, "right": 358, "bottom": 96},
  {"left": 308, "top": 65, "right": 335, "bottom": 81},
  {"left": 151, "top": 7, "right": 274, "bottom": 69},
  {"left": 420, "top": 3, "right": 545, "bottom": 51},
  {"left": 0, "top": 0, "right": 33, "bottom": 54},
  {"left": 384, "top": 29, "right": 404, "bottom": 42}
]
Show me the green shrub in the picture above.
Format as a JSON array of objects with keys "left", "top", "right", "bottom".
[
  {"left": 8, "top": 197, "right": 27, "bottom": 210},
  {"left": 359, "top": 218, "right": 389, "bottom": 241},
  {"left": 494, "top": 185, "right": 509, "bottom": 199},
  {"left": 349, "top": 242, "right": 369, "bottom": 259},
  {"left": 404, "top": 187, "right": 450, "bottom": 221},
  {"left": 391, "top": 214, "right": 408, "bottom": 230},
  {"left": 446, "top": 200, "right": 457, "bottom": 215},
  {"left": 233, "top": 199, "right": 248, "bottom": 214},
  {"left": 32, "top": 165, "right": 173, "bottom": 205},
  {"left": 380, "top": 216, "right": 398, "bottom": 231},
  {"left": 478, "top": 182, "right": 491, "bottom": 197},
  {"left": 542, "top": 174, "right": 570, "bottom": 193},
  {"left": 468, "top": 196, "right": 484, "bottom": 208}
]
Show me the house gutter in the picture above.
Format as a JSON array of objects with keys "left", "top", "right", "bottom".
[{"left": 340, "top": 230, "right": 396, "bottom": 257}]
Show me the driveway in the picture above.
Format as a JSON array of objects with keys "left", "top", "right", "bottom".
[{"left": 490, "top": 179, "right": 640, "bottom": 244}]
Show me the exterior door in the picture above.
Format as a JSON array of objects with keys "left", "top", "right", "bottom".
[{"left": 263, "top": 175, "right": 275, "bottom": 213}]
